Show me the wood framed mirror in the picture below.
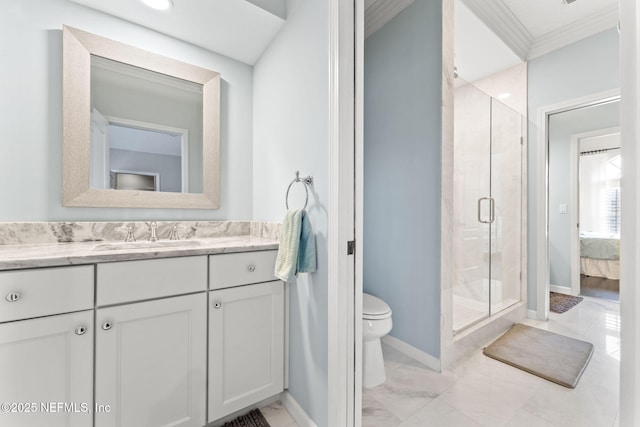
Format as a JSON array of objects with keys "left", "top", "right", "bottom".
[{"left": 62, "top": 25, "right": 220, "bottom": 209}]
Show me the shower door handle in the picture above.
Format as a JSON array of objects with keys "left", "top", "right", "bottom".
[
  {"left": 478, "top": 197, "right": 496, "bottom": 224},
  {"left": 489, "top": 197, "right": 496, "bottom": 224}
]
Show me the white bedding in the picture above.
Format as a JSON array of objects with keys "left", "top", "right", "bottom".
[
  {"left": 580, "top": 257, "right": 620, "bottom": 280},
  {"left": 579, "top": 232, "right": 620, "bottom": 260}
]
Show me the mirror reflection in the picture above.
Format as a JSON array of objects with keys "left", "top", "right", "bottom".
[
  {"left": 62, "top": 25, "right": 220, "bottom": 209},
  {"left": 90, "top": 55, "right": 203, "bottom": 193}
]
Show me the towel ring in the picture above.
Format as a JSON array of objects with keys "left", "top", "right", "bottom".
[{"left": 286, "top": 171, "right": 313, "bottom": 210}]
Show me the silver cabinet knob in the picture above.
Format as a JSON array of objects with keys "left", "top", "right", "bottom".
[
  {"left": 5, "top": 292, "right": 20, "bottom": 303},
  {"left": 247, "top": 264, "right": 256, "bottom": 272},
  {"left": 75, "top": 326, "right": 87, "bottom": 336},
  {"left": 101, "top": 321, "right": 113, "bottom": 331},
  {"left": 213, "top": 301, "right": 222, "bottom": 309}
]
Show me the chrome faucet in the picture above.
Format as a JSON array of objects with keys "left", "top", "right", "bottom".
[
  {"left": 168, "top": 225, "right": 179, "bottom": 241},
  {"left": 124, "top": 226, "right": 136, "bottom": 242},
  {"left": 148, "top": 221, "right": 158, "bottom": 242}
]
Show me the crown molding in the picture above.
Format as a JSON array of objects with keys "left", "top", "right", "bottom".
[
  {"left": 91, "top": 56, "right": 202, "bottom": 94},
  {"left": 364, "top": 0, "right": 415, "bottom": 39},
  {"left": 527, "top": 4, "right": 619, "bottom": 60},
  {"left": 460, "top": 0, "right": 532, "bottom": 60}
]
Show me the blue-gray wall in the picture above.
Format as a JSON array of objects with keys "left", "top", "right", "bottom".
[
  {"left": 363, "top": 0, "right": 443, "bottom": 358},
  {"left": 528, "top": 28, "right": 619, "bottom": 310},
  {"left": 548, "top": 101, "right": 620, "bottom": 288},
  {"left": 1, "top": 0, "right": 254, "bottom": 221},
  {"left": 253, "top": 0, "right": 329, "bottom": 425}
]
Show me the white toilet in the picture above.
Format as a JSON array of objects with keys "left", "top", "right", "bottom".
[{"left": 362, "top": 293, "right": 393, "bottom": 388}]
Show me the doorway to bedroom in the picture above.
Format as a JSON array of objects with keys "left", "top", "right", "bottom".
[
  {"left": 577, "top": 129, "right": 620, "bottom": 300},
  {"left": 548, "top": 98, "right": 621, "bottom": 302}
]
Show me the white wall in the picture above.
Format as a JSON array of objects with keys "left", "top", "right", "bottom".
[
  {"left": 527, "top": 28, "right": 619, "bottom": 310},
  {"left": 0, "top": 0, "right": 254, "bottom": 220},
  {"left": 363, "top": 0, "right": 443, "bottom": 358},
  {"left": 619, "top": 0, "right": 640, "bottom": 422},
  {"left": 253, "top": 0, "right": 329, "bottom": 425},
  {"left": 548, "top": 101, "right": 620, "bottom": 288}
]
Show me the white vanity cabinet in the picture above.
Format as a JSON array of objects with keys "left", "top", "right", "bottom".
[
  {"left": 0, "top": 247, "right": 284, "bottom": 427},
  {"left": 0, "top": 266, "right": 94, "bottom": 427},
  {"left": 95, "top": 294, "right": 207, "bottom": 427},
  {"left": 208, "top": 251, "right": 284, "bottom": 422},
  {"left": 95, "top": 256, "right": 208, "bottom": 427}
]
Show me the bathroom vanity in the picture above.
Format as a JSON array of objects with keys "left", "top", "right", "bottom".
[{"left": 0, "top": 230, "right": 284, "bottom": 427}]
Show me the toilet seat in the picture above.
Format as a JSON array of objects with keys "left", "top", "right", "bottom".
[{"left": 363, "top": 293, "right": 392, "bottom": 320}]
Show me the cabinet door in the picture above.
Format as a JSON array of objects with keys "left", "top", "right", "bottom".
[
  {"left": 0, "top": 311, "right": 93, "bottom": 427},
  {"left": 95, "top": 293, "right": 206, "bottom": 427},
  {"left": 209, "top": 281, "right": 284, "bottom": 422}
]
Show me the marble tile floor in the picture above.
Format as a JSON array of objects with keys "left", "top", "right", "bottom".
[
  {"left": 260, "top": 401, "right": 300, "bottom": 427},
  {"left": 363, "top": 296, "right": 620, "bottom": 427}
]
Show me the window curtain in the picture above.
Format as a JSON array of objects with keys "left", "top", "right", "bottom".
[{"left": 579, "top": 150, "right": 621, "bottom": 235}]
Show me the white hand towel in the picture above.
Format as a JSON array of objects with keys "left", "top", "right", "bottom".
[{"left": 274, "top": 209, "right": 304, "bottom": 282}]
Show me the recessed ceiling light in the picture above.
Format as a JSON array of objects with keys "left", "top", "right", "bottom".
[{"left": 141, "top": 0, "right": 174, "bottom": 11}]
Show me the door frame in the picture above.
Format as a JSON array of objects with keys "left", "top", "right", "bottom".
[
  {"left": 569, "top": 127, "right": 621, "bottom": 296},
  {"left": 535, "top": 89, "right": 620, "bottom": 321},
  {"left": 327, "top": 0, "right": 359, "bottom": 425},
  {"left": 619, "top": 1, "right": 640, "bottom": 422},
  {"left": 336, "top": 1, "right": 640, "bottom": 426}
]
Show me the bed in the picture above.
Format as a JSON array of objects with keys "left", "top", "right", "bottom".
[{"left": 580, "top": 232, "right": 620, "bottom": 280}]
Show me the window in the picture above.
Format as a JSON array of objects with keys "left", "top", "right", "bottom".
[
  {"left": 605, "top": 155, "right": 621, "bottom": 234},
  {"left": 579, "top": 150, "right": 621, "bottom": 235}
]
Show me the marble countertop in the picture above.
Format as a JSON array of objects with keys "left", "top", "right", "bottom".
[{"left": 0, "top": 236, "right": 279, "bottom": 271}]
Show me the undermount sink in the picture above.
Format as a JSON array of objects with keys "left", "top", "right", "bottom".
[{"left": 92, "top": 240, "right": 205, "bottom": 251}]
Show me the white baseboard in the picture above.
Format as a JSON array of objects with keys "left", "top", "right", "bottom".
[
  {"left": 550, "top": 284, "right": 572, "bottom": 295},
  {"left": 280, "top": 391, "right": 317, "bottom": 427},
  {"left": 527, "top": 309, "right": 537, "bottom": 319},
  {"left": 381, "top": 335, "right": 441, "bottom": 372}
]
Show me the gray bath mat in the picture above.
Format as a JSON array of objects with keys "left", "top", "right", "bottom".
[
  {"left": 550, "top": 292, "right": 584, "bottom": 313},
  {"left": 483, "top": 323, "right": 593, "bottom": 388},
  {"left": 222, "top": 409, "right": 271, "bottom": 427}
]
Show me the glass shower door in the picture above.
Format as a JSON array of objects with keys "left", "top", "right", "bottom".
[
  {"left": 452, "top": 81, "right": 492, "bottom": 332},
  {"left": 452, "top": 82, "right": 523, "bottom": 333},
  {"left": 490, "top": 99, "right": 522, "bottom": 315}
]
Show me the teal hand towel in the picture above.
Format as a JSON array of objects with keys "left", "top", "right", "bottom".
[
  {"left": 297, "top": 211, "right": 317, "bottom": 274},
  {"left": 275, "top": 209, "right": 304, "bottom": 282}
]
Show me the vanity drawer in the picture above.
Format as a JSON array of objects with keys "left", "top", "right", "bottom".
[
  {"left": 209, "top": 250, "right": 278, "bottom": 290},
  {"left": 97, "top": 256, "right": 207, "bottom": 306},
  {"left": 0, "top": 266, "right": 94, "bottom": 323}
]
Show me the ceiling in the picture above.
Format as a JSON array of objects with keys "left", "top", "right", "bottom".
[
  {"left": 460, "top": 0, "right": 619, "bottom": 60},
  {"left": 71, "top": 0, "right": 618, "bottom": 72},
  {"left": 69, "top": 0, "right": 286, "bottom": 65},
  {"left": 365, "top": 0, "right": 618, "bottom": 82},
  {"left": 454, "top": 0, "right": 521, "bottom": 82}
]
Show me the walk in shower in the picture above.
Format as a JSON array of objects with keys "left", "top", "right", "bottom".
[{"left": 452, "top": 79, "right": 524, "bottom": 333}]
